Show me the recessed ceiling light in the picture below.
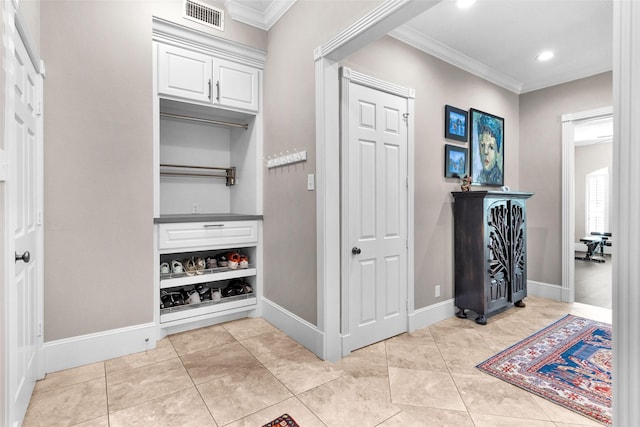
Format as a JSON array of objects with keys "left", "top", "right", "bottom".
[
  {"left": 537, "top": 51, "right": 554, "bottom": 61},
  {"left": 456, "top": 0, "right": 476, "bottom": 9}
]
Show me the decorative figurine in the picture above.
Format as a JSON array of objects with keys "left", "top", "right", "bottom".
[{"left": 461, "top": 175, "right": 472, "bottom": 192}]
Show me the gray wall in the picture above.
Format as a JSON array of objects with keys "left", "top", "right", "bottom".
[
  {"left": 40, "top": 0, "right": 266, "bottom": 341},
  {"left": 519, "top": 72, "right": 612, "bottom": 285},
  {"left": 263, "top": 1, "right": 383, "bottom": 324},
  {"left": 575, "top": 142, "right": 613, "bottom": 241}
]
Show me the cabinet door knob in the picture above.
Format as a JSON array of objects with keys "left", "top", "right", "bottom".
[{"left": 352, "top": 247, "right": 361, "bottom": 255}]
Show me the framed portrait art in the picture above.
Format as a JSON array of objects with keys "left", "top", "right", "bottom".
[
  {"left": 470, "top": 108, "right": 504, "bottom": 186},
  {"left": 444, "top": 105, "right": 468, "bottom": 142},
  {"left": 444, "top": 144, "right": 468, "bottom": 178}
]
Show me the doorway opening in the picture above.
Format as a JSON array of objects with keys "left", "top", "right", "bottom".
[{"left": 561, "top": 107, "right": 612, "bottom": 308}]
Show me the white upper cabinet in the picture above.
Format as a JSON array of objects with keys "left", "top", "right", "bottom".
[
  {"left": 158, "top": 44, "right": 213, "bottom": 103},
  {"left": 214, "top": 58, "right": 259, "bottom": 112},
  {"left": 157, "top": 44, "right": 260, "bottom": 113}
]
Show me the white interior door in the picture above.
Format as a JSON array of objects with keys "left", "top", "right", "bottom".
[
  {"left": 342, "top": 79, "right": 408, "bottom": 355},
  {"left": 8, "top": 31, "right": 43, "bottom": 426}
]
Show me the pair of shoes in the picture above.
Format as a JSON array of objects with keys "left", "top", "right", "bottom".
[
  {"left": 224, "top": 279, "right": 253, "bottom": 296},
  {"left": 160, "top": 290, "right": 185, "bottom": 308},
  {"left": 160, "top": 262, "right": 170, "bottom": 274},
  {"left": 171, "top": 260, "right": 184, "bottom": 274},
  {"left": 196, "top": 284, "right": 212, "bottom": 301},
  {"left": 211, "top": 288, "right": 222, "bottom": 302},
  {"left": 206, "top": 256, "right": 217, "bottom": 269}
]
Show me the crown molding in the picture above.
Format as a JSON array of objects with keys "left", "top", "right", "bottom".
[
  {"left": 520, "top": 65, "right": 613, "bottom": 94},
  {"left": 225, "top": 0, "right": 297, "bottom": 31},
  {"left": 389, "top": 24, "right": 524, "bottom": 94}
]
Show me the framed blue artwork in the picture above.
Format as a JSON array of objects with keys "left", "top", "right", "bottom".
[
  {"left": 444, "top": 105, "right": 468, "bottom": 142},
  {"left": 444, "top": 144, "right": 468, "bottom": 178},
  {"left": 470, "top": 108, "right": 504, "bottom": 186}
]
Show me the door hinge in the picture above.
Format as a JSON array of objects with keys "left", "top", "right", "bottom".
[
  {"left": 37, "top": 322, "right": 43, "bottom": 337},
  {"left": 36, "top": 101, "right": 42, "bottom": 116}
]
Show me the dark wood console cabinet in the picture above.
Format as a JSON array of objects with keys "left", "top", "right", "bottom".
[{"left": 452, "top": 191, "right": 533, "bottom": 324}]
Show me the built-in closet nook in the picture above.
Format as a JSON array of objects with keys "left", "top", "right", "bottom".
[{"left": 152, "top": 18, "right": 264, "bottom": 335}]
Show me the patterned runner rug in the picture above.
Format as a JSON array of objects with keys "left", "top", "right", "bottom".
[
  {"left": 262, "top": 413, "right": 300, "bottom": 427},
  {"left": 477, "top": 314, "right": 611, "bottom": 425}
]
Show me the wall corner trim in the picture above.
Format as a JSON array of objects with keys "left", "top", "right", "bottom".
[
  {"left": 260, "top": 297, "right": 324, "bottom": 359},
  {"left": 44, "top": 323, "right": 157, "bottom": 374},
  {"left": 408, "top": 299, "right": 456, "bottom": 332}
]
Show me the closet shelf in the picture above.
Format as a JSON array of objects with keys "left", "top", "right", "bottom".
[{"left": 160, "top": 164, "right": 236, "bottom": 186}]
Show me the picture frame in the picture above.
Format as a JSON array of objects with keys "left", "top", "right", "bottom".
[
  {"left": 470, "top": 108, "right": 504, "bottom": 186},
  {"left": 444, "top": 144, "right": 468, "bottom": 178},
  {"left": 444, "top": 105, "right": 468, "bottom": 142}
]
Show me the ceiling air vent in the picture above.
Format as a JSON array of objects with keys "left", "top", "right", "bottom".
[{"left": 183, "top": 0, "right": 225, "bottom": 31}]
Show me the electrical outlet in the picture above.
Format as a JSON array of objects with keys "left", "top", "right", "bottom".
[
  {"left": 192, "top": 203, "right": 199, "bottom": 213},
  {"left": 435, "top": 285, "right": 441, "bottom": 298},
  {"left": 307, "top": 173, "right": 315, "bottom": 191}
]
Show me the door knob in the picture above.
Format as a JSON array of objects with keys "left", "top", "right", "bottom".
[
  {"left": 15, "top": 251, "right": 31, "bottom": 263},
  {"left": 352, "top": 247, "right": 361, "bottom": 255}
]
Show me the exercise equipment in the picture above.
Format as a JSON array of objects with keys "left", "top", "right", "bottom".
[{"left": 575, "top": 232, "right": 612, "bottom": 263}]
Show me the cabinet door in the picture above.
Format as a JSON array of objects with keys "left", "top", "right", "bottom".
[
  {"left": 509, "top": 200, "right": 528, "bottom": 303},
  {"left": 486, "top": 199, "right": 511, "bottom": 312},
  {"left": 213, "top": 58, "right": 259, "bottom": 112},
  {"left": 158, "top": 44, "right": 213, "bottom": 103}
]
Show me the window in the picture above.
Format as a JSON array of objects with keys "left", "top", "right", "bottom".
[{"left": 585, "top": 167, "right": 609, "bottom": 233}]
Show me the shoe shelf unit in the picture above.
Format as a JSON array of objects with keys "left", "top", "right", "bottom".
[
  {"left": 158, "top": 244, "right": 258, "bottom": 324},
  {"left": 152, "top": 18, "right": 265, "bottom": 336}
]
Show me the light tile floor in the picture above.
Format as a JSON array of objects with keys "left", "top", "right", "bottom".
[{"left": 23, "top": 296, "right": 612, "bottom": 427}]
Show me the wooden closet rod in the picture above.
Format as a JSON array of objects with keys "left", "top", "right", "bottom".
[{"left": 160, "top": 112, "right": 249, "bottom": 130}]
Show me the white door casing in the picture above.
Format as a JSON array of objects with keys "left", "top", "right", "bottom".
[
  {"left": 560, "top": 106, "right": 612, "bottom": 303},
  {"left": 4, "top": 11, "right": 44, "bottom": 427},
  {"left": 341, "top": 68, "right": 414, "bottom": 355}
]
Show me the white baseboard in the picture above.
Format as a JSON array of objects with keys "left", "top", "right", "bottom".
[
  {"left": 409, "top": 298, "right": 456, "bottom": 332},
  {"left": 527, "top": 280, "right": 564, "bottom": 301},
  {"left": 261, "top": 297, "right": 324, "bottom": 358},
  {"left": 44, "top": 323, "right": 157, "bottom": 374}
]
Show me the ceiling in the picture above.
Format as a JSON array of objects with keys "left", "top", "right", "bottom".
[{"left": 225, "top": 0, "right": 613, "bottom": 94}]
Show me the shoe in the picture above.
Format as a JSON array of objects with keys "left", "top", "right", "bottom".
[
  {"left": 196, "top": 284, "right": 211, "bottom": 301},
  {"left": 194, "top": 257, "right": 205, "bottom": 275},
  {"left": 216, "top": 254, "right": 228, "bottom": 268},
  {"left": 211, "top": 288, "right": 222, "bottom": 302},
  {"left": 183, "top": 258, "right": 196, "bottom": 276},
  {"left": 227, "top": 252, "right": 240, "bottom": 270},
  {"left": 186, "top": 290, "right": 201, "bottom": 304},
  {"left": 206, "top": 256, "right": 217, "bottom": 269},
  {"left": 171, "top": 260, "right": 184, "bottom": 274},
  {"left": 239, "top": 255, "right": 249, "bottom": 269},
  {"left": 160, "top": 262, "right": 170, "bottom": 274},
  {"left": 229, "top": 279, "right": 244, "bottom": 295},
  {"left": 242, "top": 282, "right": 253, "bottom": 294},
  {"left": 222, "top": 286, "right": 236, "bottom": 297}
]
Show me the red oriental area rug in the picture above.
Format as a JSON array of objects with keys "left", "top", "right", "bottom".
[
  {"left": 262, "top": 413, "right": 300, "bottom": 427},
  {"left": 477, "top": 314, "right": 611, "bottom": 425}
]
